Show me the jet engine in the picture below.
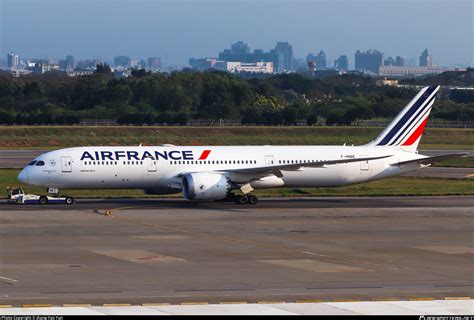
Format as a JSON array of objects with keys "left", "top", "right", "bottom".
[{"left": 182, "top": 172, "right": 230, "bottom": 200}]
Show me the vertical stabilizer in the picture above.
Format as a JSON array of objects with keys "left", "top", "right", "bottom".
[{"left": 371, "top": 85, "right": 439, "bottom": 152}]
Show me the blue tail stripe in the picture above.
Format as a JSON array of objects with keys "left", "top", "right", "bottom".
[
  {"left": 388, "top": 93, "right": 436, "bottom": 146},
  {"left": 377, "top": 86, "right": 437, "bottom": 146},
  {"left": 393, "top": 103, "right": 433, "bottom": 146}
]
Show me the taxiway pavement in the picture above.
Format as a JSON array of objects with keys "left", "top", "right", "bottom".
[{"left": 0, "top": 196, "right": 473, "bottom": 306}]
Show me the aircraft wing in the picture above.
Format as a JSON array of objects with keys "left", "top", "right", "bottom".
[
  {"left": 390, "top": 153, "right": 467, "bottom": 166},
  {"left": 221, "top": 155, "right": 392, "bottom": 177}
]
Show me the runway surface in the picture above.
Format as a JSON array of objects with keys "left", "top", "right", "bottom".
[{"left": 0, "top": 196, "right": 473, "bottom": 306}]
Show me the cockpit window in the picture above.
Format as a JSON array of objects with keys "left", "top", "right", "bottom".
[
  {"left": 28, "top": 160, "right": 38, "bottom": 166},
  {"left": 35, "top": 161, "right": 45, "bottom": 166}
]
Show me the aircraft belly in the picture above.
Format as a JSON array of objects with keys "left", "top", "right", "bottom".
[{"left": 281, "top": 167, "right": 351, "bottom": 187}]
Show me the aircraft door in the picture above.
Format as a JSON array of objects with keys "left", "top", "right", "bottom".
[
  {"left": 147, "top": 158, "right": 157, "bottom": 172},
  {"left": 360, "top": 155, "right": 369, "bottom": 171},
  {"left": 264, "top": 155, "right": 274, "bottom": 166},
  {"left": 61, "top": 156, "right": 72, "bottom": 172}
]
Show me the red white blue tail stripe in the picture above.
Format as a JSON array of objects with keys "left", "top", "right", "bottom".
[{"left": 374, "top": 85, "right": 439, "bottom": 147}]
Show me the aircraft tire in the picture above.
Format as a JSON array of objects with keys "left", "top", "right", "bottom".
[
  {"left": 235, "top": 195, "right": 248, "bottom": 205},
  {"left": 247, "top": 194, "right": 258, "bottom": 205}
]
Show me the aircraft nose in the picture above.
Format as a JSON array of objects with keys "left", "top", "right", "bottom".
[{"left": 18, "top": 167, "right": 28, "bottom": 184}]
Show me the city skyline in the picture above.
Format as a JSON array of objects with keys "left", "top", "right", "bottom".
[
  {"left": 1, "top": 0, "right": 472, "bottom": 68},
  {"left": 4, "top": 45, "right": 446, "bottom": 71}
]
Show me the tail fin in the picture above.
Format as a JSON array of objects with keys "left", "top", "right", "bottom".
[{"left": 371, "top": 85, "right": 439, "bottom": 152}]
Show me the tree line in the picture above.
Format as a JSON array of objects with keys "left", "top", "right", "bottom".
[{"left": 0, "top": 67, "right": 473, "bottom": 126}]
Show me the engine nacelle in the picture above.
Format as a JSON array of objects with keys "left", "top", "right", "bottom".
[{"left": 182, "top": 172, "right": 230, "bottom": 200}]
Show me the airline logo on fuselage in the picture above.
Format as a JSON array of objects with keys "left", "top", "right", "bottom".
[{"left": 80, "top": 150, "right": 211, "bottom": 161}]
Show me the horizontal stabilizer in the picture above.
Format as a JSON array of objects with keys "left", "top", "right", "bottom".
[{"left": 391, "top": 153, "right": 467, "bottom": 166}]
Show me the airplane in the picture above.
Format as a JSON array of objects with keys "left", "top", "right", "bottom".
[{"left": 17, "top": 85, "right": 465, "bottom": 204}]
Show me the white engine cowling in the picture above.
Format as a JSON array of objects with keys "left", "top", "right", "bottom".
[{"left": 182, "top": 172, "right": 230, "bottom": 200}]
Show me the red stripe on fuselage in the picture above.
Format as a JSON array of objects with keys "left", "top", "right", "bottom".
[
  {"left": 402, "top": 116, "right": 429, "bottom": 146},
  {"left": 198, "top": 150, "right": 211, "bottom": 160}
]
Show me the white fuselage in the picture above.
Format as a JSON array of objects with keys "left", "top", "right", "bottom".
[
  {"left": 18, "top": 145, "right": 424, "bottom": 193},
  {"left": 17, "top": 86, "right": 439, "bottom": 201}
]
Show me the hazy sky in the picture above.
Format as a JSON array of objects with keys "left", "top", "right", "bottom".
[{"left": 1, "top": 0, "right": 473, "bottom": 67}]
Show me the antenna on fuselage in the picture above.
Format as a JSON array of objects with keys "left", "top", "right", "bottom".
[{"left": 139, "top": 143, "right": 142, "bottom": 147}]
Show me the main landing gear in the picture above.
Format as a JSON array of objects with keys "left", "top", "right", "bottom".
[{"left": 227, "top": 193, "right": 258, "bottom": 204}]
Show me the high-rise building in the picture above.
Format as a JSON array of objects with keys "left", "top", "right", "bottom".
[
  {"left": 334, "top": 55, "right": 348, "bottom": 71},
  {"left": 59, "top": 55, "right": 76, "bottom": 71},
  {"left": 317, "top": 50, "right": 327, "bottom": 70},
  {"left": 217, "top": 41, "right": 293, "bottom": 73},
  {"left": 394, "top": 56, "right": 404, "bottom": 67},
  {"left": 274, "top": 42, "right": 293, "bottom": 72},
  {"left": 114, "top": 56, "right": 131, "bottom": 68},
  {"left": 147, "top": 57, "right": 161, "bottom": 71},
  {"left": 355, "top": 49, "right": 383, "bottom": 74},
  {"left": 7, "top": 52, "right": 19, "bottom": 69},
  {"left": 384, "top": 56, "right": 395, "bottom": 66},
  {"left": 219, "top": 42, "right": 277, "bottom": 65},
  {"left": 58, "top": 59, "right": 68, "bottom": 70},
  {"left": 130, "top": 59, "right": 140, "bottom": 68},
  {"left": 306, "top": 54, "right": 316, "bottom": 66},
  {"left": 231, "top": 41, "right": 250, "bottom": 54},
  {"left": 419, "top": 49, "right": 432, "bottom": 67},
  {"left": 293, "top": 58, "right": 308, "bottom": 71},
  {"left": 306, "top": 50, "right": 327, "bottom": 70},
  {"left": 66, "top": 55, "right": 75, "bottom": 70}
]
